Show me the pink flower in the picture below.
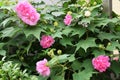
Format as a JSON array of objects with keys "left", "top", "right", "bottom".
[
  {"left": 92, "top": 55, "right": 110, "bottom": 72},
  {"left": 36, "top": 58, "right": 50, "bottom": 77},
  {"left": 15, "top": 1, "right": 40, "bottom": 26},
  {"left": 40, "top": 35, "right": 55, "bottom": 48},
  {"left": 113, "top": 57, "right": 119, "bottom": 61},
  {"left": 64, "top": 14, "right": 72, "bottom": 26}
]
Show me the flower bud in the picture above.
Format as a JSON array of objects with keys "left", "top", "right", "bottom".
[
  {"left": 54, "top": 21, "right": 58, "bottom": 27},
  {"left": 47, "top": 49, "right": 55, "bottom": 58},
  {"left": 15, "top": 0, "right": 18, "bottom": 3},
  {"left": 113, "top": 49, "right": 119, "bottom": 55},
  {"left": 99, "top": 44, "right": 105, "bottom": 50},
  {"left": 113, "top": 49, "right": 119, "bottom": 61},
  {"left": 67, "top": 11, "right": 72, "bottom": 15},
  {"left": 93, "top": 2, "right": 97, "bottom": 5},
  {"left": 84, "top": 10, "right": 91, "bottom": 17},
  {"left": 44, "top": 20, "right": 48, "bottom": 24},
  {"left": 57, "top": 50, "right": 62, "bottom": 55},
  {"left": 20, "top": 56, "right": 24, "bottom": 61},
  {"left": 50, "top": 28, "right": 55, "bottom": 33},
  {"left": 46, "top": 62, "right": 49, "bottom": 67},
  {"left": 107, "top": 42, "right": 111, "bottom": 46}
]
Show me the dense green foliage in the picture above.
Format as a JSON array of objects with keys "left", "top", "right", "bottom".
[{"left": 0, "top": 0, "right": 120, "bottom": 80}]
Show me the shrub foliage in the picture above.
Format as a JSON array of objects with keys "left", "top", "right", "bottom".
[{"left": 0, "top": 0, "right": 120, "bottom": 80}]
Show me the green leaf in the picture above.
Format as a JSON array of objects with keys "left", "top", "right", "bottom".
[
  {"left": 23, "top": 27, "right": 44, "bottom": 40},
  {"left": 71, "top": 27, "right": 86, "bottom": 38},
  {"left": 48, "top": 57, "right": 58, "bottom": 66},
  {"left": 60, "top": 37, "right": 73, "bottom": 46},
  {"left": 0, "top": 13, "right": 6, "bottom": 19},
  {"left": 0, "top": 17, "right": 18, "bottom": 27},
  {"left": 26, "top": 40, "right": 34, "bottom": 54},
  {"left": 62, "top": 27, "right": 73, "bottom": 36},
  {"left": 0, "top": 43, "right": 4, "bottom": 49},
  {"left": 76, "top": 37, "right": 96, "bottom": 52},
  {"left": 81, "top": 59, "right": 94, "bottom": 72},
  {"left": 0, "top": 50, "right": 6, "bottom": 56},
  {"left": 73, "top": 70, "right": 93, "bottom": 80},
  {"left": 37, "top": 76, "right": 48, "bottom": 80},
  {"left": 106, "top": 41, "right": 120, "bottom": 51},
  {"left": 52, "top": 12, "right": 65, "bottom": 17},
  {"left": 81, "top": 17, "right": 94, "bottom": 24},
  {"left": 50, "top": 68, "right": 65, "bottom": 80},
  {"left": 87, "top": 24, "right": 96, "bottom": 32},
  {"left": 92, "top": 50, "right": 105, "bottom": 57},
  {"left": 30, "top": 76, "right": 39, "bottom": 80},
  {"left": 90, "top": 4, "right": 101, "bottom": 10},
  {"left": 71, "top": 60, "right": 81, "bottom": 70},
  {"left": 0, "top": 5, "right": 14, "bottom": 11},
  {"left": 31, "top": 75, "right": 48, "bottom": 80},
  {"left": 2, "top": 61, "right": 12, "bottom": 71},
  {"left": 95, "top": 18, "right": 119, "bottom": 27},
  {"left": 1, "top": 27, "right": 20, "bottom": 38},
  {"left": 110, "top": 61, "right": 120, "bottom": 75},
  {"left": 52, "top": 30, "right": 63, "bottom": 38},
  {"left": 51, "top": 74, "right": 65, "bottom": 80},
  {"left": 72, "top": 13, "right": 82, "bottom": 19},
  {"left": 57, "top": 54, "right": 70, "bottom": 63},
  {"left": 43, "top": 14, "right": 54, "bottom": 20},
  {"left": 68, "top": 54, "right": 75, "bottom": 62},
  {"left": 98, "top": 32, "right": 119, "bottom": 41},
  {"left": 49, "top": 54, "right": 69, "bottom": 66},
  {"left": 115, "top": 25, "right": 120, "bottom": 31}
]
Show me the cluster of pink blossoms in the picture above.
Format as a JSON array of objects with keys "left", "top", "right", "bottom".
[
  {"left": 92, "top": 55, "right": 111, "bottom": 72},
  {"left": 64, "top": 14, "right": 72, "bottom": 26},
  {"left": 36, "top": 58, "right": 50, "bottom": 77},
  {"left": 15, "top": 1, "right": 40, "bottom": 26},
  {"left": 40, "top": 35, "right": 55, "bottom": 49}
]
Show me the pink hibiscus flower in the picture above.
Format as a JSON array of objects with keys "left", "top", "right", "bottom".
[
  {"left": 64, "top": 14, "right": 72, "bottom": 26},
  {"left": 40, "top": 35, "right": 55, "bottom": 48},
  {"left": 15, "top": 1, "right": 40, "bottom": 26},
  {"left": 92, "top": 55, "right": 111, "bottom": 72},
  {"left": 36, "top": 58, "right": 50, "bottom": 77}
]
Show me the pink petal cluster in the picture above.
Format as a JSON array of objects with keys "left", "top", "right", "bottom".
[
  {"left": 64, "top": 14, "right": 72, "bottom": 26},
  {"left": 40, "top": 35, "right": 55, "bottom": 48},
  {"left": 113, "top": 57, "right": 119, "bottom": 61},
  {"left": 36, "top": 58, "right": 50, "bottom": 77},
  {"left": 92, "top": 55, "right": 110, "bottom": 72},
  {"left": 15, "top": 1, "right": 40, "bottom": 26}
]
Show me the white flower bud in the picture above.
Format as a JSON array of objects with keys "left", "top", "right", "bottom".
[
  {"left": 84, "top": 10, "right": 91, "bottom": 17},
  {"left": 113, "top": 49, "right": 119, "bottom": 61},
  {"left": 113, "top": 49, "right": 119, "bottom": 55}
]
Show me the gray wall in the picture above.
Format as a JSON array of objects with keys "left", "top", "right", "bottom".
[{"left": 16, "top": 0, "right": 62, "bottom": 5}]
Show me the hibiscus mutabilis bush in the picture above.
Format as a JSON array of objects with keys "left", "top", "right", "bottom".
[{"left": 0, "top": 0, "right": 120, "bottom": 80}]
